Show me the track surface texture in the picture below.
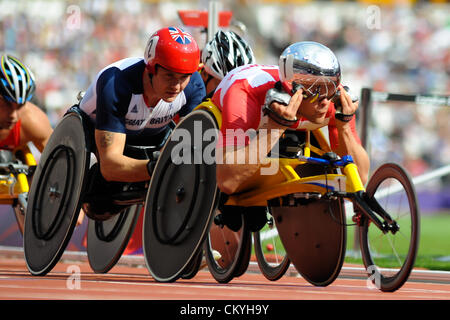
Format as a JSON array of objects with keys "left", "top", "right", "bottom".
[{"left": 1, "top": 247, "right": 449, "bottom": 302}]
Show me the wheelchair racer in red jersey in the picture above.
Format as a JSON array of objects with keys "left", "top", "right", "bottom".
[
  {"left": 0, "top": 54, "right": 52, "bottom": 153},
  {"left": 0, "top": 54, "right": 53, "bottom": 231},
  {"left": 213, "top": 41, "right": 369, "bottom": 205}
]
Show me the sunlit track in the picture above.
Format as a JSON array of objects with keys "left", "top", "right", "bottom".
[{"left": 1, "top": 248, "right": 450, "bottom": 300}]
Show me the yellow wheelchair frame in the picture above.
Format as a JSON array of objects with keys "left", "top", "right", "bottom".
[
  {"left": 196, "top": 98, "right": 419, "bottom": 292},
  {"left": 0, "top": 145, "right": 36, "bottom": 234},
  {"left": 195, "top": 99, "right": 364, "bottom": 207}
]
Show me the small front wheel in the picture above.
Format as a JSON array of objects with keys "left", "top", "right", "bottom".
[
  {"left": 359, "top": 163, "right": 420, "bottom": 292},
  {"left": 253, "top": 208, "right": 290, "bottom": 281},
  {"left": 13, "top": 203, "right": 26, "bottom": 235},
  {"left": 205, "top": 209, "right": 251, "bottom": 283}
]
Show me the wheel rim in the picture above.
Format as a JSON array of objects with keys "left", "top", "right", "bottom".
[
  {"left": 143, "top": 110, "right": 218, "bottom": 282},
  {"left": 206, "top": 209, "right": 251, "bottom": 283},
  {"left": 253, "top": 210, "right": 290, "bottom": 281},
  {"left": 24, "top": 112, "right": 89, "bottom": 276},
  {"left": 360, "top": 163, "right": 419, "bottom": 291},
  {"left": 87, "top": 205, "right": 141, "bottom": 274},
  {"left": 32, "top": 145, "right": 75, "bottom": 241}
]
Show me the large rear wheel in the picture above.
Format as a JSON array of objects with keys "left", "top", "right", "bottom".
[
  {"left": 143, "top": 110, "right": 218, "bottom": 282},
  {"left": 24, "top": 113, "right": 90, "bottom": 276}
]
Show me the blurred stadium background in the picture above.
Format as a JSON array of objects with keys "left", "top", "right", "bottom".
[{"left": 0, "top": 0, "right": 449, "bottom": 260}]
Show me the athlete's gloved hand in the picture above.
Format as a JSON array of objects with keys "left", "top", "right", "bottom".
[
  {"left": 262, "top": 85, "right": 300, "bottom": 127},
  {"left": 332, "top": 85, "right": 359, "bottom": 122}
]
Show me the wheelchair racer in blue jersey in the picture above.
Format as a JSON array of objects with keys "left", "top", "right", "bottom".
[{"left": 76, "top": 26, "right": 205, "bottom": 220}]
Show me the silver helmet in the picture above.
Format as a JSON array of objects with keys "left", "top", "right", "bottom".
[{"left": 279, "top": 41, "right": 340, "bottom": 101}]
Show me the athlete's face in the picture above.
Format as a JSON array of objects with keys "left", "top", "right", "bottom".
[
  {"left": 298, "top": 95, "right": 332, "bottom": 125},
  {"left": 152, "top": 66, "right": 192, "bottom": 102},
  {"left": 200, "top": 70, "right": 221, "bottom": 94},
  {"left": 0, "top": 96, "right": 22, "bottom": 130}
]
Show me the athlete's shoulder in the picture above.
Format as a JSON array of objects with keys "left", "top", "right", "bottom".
[
  {"left": 99, "top": 57, "right": 145, "bottom": 74},
  {"left": 19, "top": 101, "right": 50, "bottom": 122},
  {"left": 96, "top": 57, "right": 145, "bottom": 98},
  {"left": 219, "top": 64, "right": 279, "bottom": 90},
  {"left": 213, "top": 64, "right": 279, "bottom": 106},
  {"left": 97, "top": 57, "right": 144, "bottom": 85},
  {"left": 225, "top": 64, "right": 279, "bottom": 79}
]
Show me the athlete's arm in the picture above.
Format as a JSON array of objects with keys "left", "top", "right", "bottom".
[
  {"left": 93, "top": 67, "right": 152, "bottom": 182},
  {"left": 94, "top": 129, "right": 150, "bottom": 182},
  {"left": 216, "top": 124, "right": 284, "bottom": 195},
  {"left": 332, "top": 86, "right": 370, "bottom": 184},
  {"left": 216, "top": 89, "right": 303, "bottom": 195},
  {"left": 18, "top": 101, "right": 53, "bottom": 152}
]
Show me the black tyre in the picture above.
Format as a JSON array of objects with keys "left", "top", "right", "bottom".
[
  {"left": 143, "top": 110, "right": 219, "bottom": 282},
  {"left": 253, "top": 208, "right": 290, "bottom": 281},
  {"left": 24, "top": 113, "right": 90, "bottom": 276},
  {"left": 87, "top": 204, "right": 142, "bottom": 274},
  {"left": 205, "top": 210, "right": 251, "bottom": 283},
  {"left": 180, "top": 248, "right": 203, "bottom": 280}
]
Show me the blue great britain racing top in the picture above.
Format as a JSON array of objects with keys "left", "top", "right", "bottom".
[{"left": 79, "top": 57, "right": 205, "bottom": 136}]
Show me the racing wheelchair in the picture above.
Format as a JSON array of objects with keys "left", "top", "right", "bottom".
[
  {"left": 0, "top": 145, "right": 36, "bottom": 235},
  {"left": 144, "top": 99, "right": 419, "bottom": 292},
  {"left": 23, "top": 95, "right": 419, "bottom": 292},
  {"left": 23, "top": 94, "right": 169, "bottom": 275}
]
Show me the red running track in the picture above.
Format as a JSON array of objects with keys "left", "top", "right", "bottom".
[{"left": 1, "top": 248, "right": 449, "bottom": 301}]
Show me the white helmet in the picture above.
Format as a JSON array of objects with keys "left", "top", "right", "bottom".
[{"left": 201, "top": 30, "right": 255, "bottom": 80}]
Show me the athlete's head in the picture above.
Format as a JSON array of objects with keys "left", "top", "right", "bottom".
[
  {"left": 143, "top": 27, "right": 200, "bottom": 102},
  {"left": 144, "top": 26, "right": 200, "bottom": 75},
  {"left": 278, "top": 41, "right": 340, "bottom": 102},
  {"left": 0, "top": 54, "right": 35, "bottom": 129},
  {"left": 0, "top": 54, "right": 35, "bottom": 105},
  {"left": 201, "top": 30, "right": 255, "bottom": 80}
]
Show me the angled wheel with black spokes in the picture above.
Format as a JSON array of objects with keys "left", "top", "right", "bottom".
[
  {"left": 359, "top": 163, "right": 420, "bottom": 292},
  {"left": 205, "top": 207, "right": 252, "bottom": 283},
  {"left": 253, "top": 207, "right": 290, "bottom": 281}
]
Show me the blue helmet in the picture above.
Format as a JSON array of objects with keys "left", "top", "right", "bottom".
[{"left": 0, "top": 54, "right": 36, "bottom": 104}]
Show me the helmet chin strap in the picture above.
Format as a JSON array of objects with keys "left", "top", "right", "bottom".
[
  {"left": 204, "top": 74, "right": 214, "bottom": 88},
  {"left": 148, "top": 72, "right": 154, "bottom": 88},
  {"left": 204, "top": 74, "right": 216, "bottom": 97},
  {"left": 143, "top": 69, "right": 157, "bottom": 107}
]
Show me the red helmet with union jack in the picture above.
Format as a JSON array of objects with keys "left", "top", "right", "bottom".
[{"left": 144, "top": 26, "right": 200, "bottom": 74}]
